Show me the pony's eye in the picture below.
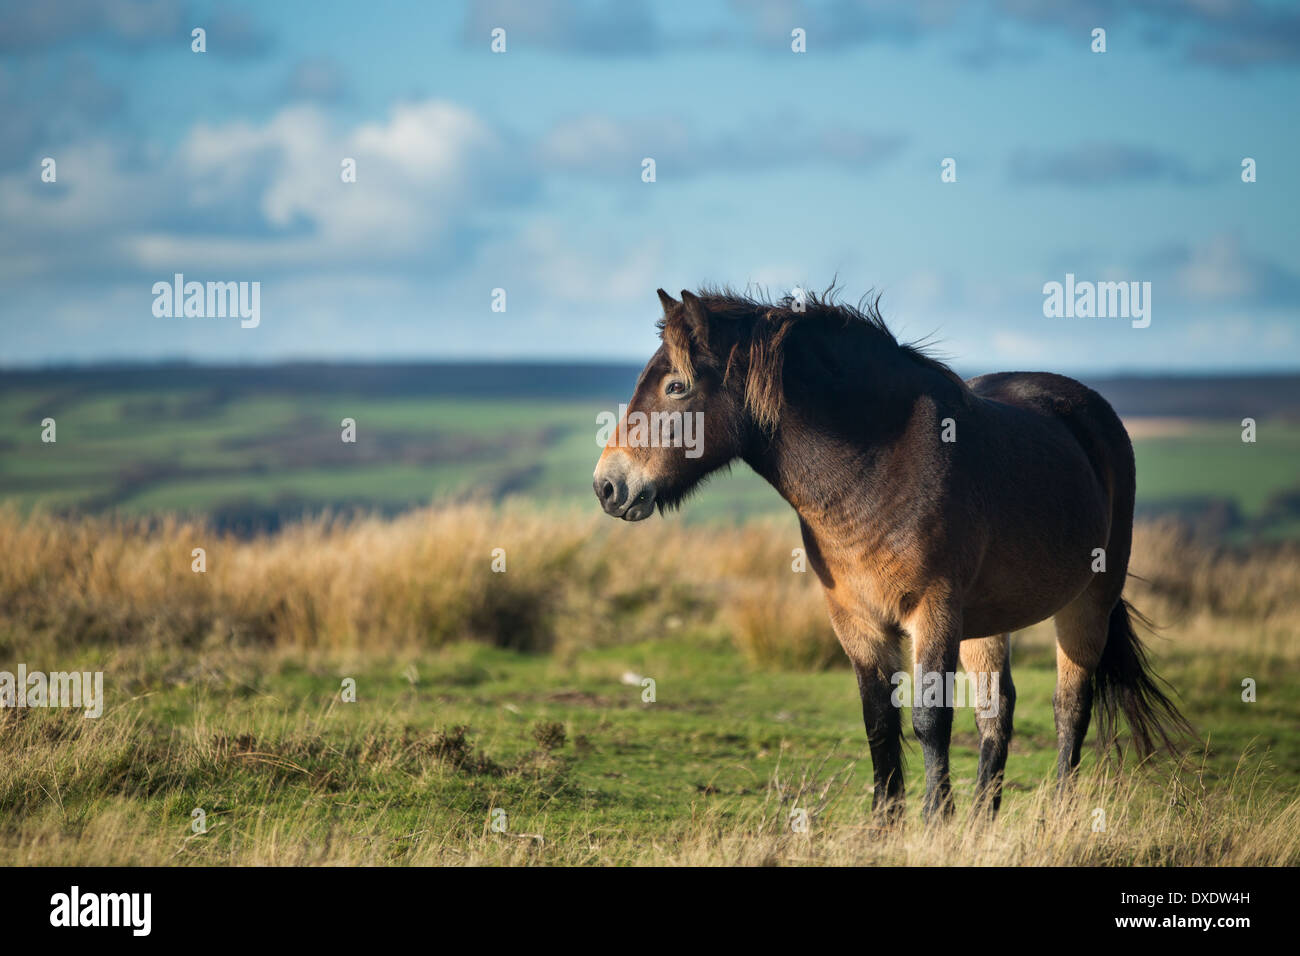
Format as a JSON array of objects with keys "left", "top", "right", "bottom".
[{"left": 665, "top": 381, "right": 686, "bottom": 396}]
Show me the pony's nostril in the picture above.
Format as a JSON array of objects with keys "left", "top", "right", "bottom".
[{"left": 601, "top": 480, "right": 615, "bottom": 502}]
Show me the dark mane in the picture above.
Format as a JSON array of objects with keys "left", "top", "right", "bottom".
[
  {"left": 658, "top": 284, "right": 965, "bottom": 430},
  {"left": 700, "top": 283, "right": 959, "bottom": 375}
]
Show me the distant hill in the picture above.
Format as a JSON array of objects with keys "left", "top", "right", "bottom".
[
  {"left": 0, "top": 362, "right": 639, "bottom": 401},
  {"left": 4, "top": 363, "right": 1296, "bottom": 420},
  {"left": 1078, "top": 374, "right": 1300, "bottom": 421}
]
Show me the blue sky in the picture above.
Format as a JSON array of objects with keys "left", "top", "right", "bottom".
[{"left": 1, "top": 0, "right": 1298, "bottom": 371}]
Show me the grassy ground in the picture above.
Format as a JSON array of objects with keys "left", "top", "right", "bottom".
[
  {"left": 1, "top": 632, "right": 1295, "bottom": 865},
  {"left": 0, "top": 506, "right": 1296, "bottom": 865}
]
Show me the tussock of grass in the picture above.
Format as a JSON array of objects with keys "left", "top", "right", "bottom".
[
  {"left": 653, "top": 752, "right": 1300, "bottom": 867},
  {"left": 2, "top": 502, "right": 825, "bottom": 660},
  {"left": 2, "top": 505, "right": 1295, "bottom": 666}
]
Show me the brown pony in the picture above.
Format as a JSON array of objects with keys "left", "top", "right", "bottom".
[{"left": 594, "top": 287, "right": 1190, "bottom": 820}]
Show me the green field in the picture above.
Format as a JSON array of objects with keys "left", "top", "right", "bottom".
[
  {"left": 2, "top": 380, "right": 1298, "bottom": 535},
  {"left": 3, "top": 617, "right": 1296, "bottom": 865}
]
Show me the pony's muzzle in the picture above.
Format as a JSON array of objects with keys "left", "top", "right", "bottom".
[{"left": 593, "top": 456, "right": 656, "bottom": 520}]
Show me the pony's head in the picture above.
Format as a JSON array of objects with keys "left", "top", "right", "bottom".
[
  {"left": 592, "top": 284, "right": 939, "bottom": 520},
  {"left": 592, "top": 288, "right": 759, "bottom": 520}
]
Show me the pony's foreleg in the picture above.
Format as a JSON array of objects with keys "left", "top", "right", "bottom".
[
  {"left": 959, "top": 633, "right": 1016, "bottom": 816},
  {"left": 909, "top": 597, "right": 963, "bottom": 821},
  {"left": 850, "top": 648, "right": 905, "bottom": 825}
]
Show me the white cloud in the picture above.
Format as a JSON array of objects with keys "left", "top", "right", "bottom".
[
  {"left": 499, "top": 220, "right": 664, "bottom": 305},
  {"left": 0, "top": 99, "right": 530, "bottom": 278}
]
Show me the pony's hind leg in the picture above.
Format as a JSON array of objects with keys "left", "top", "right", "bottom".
[
  {"left": 959, "top": 633, "right": 1015, "bottom": 816},
  {"left": 1051, "top": 593, "right": 1109, "bottom": 787}
]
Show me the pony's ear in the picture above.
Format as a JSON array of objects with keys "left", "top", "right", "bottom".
[
  {"left": 679, "top": 290, "right": 709, "bottom": 347},
  {"left": 659, "top": 289, "right": 709, "bottom": 382}
]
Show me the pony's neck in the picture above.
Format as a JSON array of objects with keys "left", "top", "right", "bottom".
[{"left": 741, "top": 343, "right": 958, "bottom": 524}]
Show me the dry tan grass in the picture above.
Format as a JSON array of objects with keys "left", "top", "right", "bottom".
[
  {"left": 0, "top": 502, "right": 823, "bottom": 662},
  {"left": 2, "top": 505, "right": 1297, "bottom": 666},
  {"left": 650, "top": 757, "right": 1300, "bottom": 867}
]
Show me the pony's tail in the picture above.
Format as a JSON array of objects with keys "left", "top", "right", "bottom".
[{"left": 1093, "top": 599, "right": 1193, "bottom": 760}]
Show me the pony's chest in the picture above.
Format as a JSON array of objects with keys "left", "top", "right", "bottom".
[{"left": 799, "top": 520, "right": 923, "bottom": 627}]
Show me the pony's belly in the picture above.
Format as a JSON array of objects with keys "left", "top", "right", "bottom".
[
  {"left": 962, "top": 562, "right": 1098, "bottom": 637},
  {"left": 962, "top": 598, "right": 1075, "bottom": 639}
]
